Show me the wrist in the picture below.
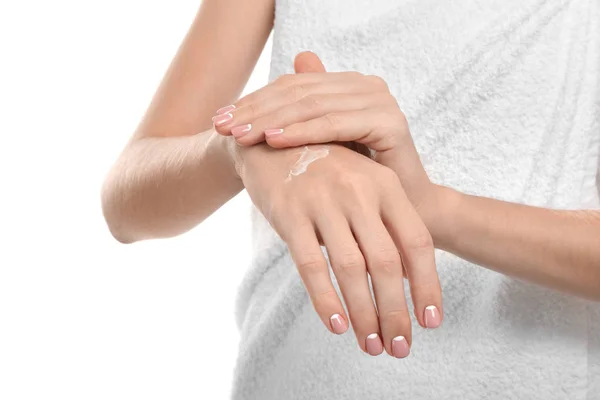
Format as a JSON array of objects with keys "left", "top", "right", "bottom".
[
  {"left": 217, "top": 133, "right": 247, "bottom": 181},
  {"left": 227, "top": 139, "right": 298, "bottom": 184},
  {"left": 419, "top": 184, "right": 464, "bottom": 250}
]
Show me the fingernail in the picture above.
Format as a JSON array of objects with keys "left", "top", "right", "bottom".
[
  {"left": 392, "top": 336, "right": 410, "bottom": 358},
  {"left": 424, "top": 305, "right": 441, "bottom": 328},
  {"left": 212, "top": 113, "right": 233, "bottom": 126},
  {"left": 264, "top": 128, "right": 284, "bottom": 137},
  {"left": 216, "top": 104, "right": 236, "bottom": 115},
  {"left": 365, "top": 333, "right": 383, "bottom": 356},
  {"left": 231, "top": 124, "right": 252, "bottom": 138},
  {"left": 329, "top": 313, "right": 348, "bottom": 335}
]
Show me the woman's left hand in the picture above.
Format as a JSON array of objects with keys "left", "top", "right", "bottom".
[
  {"left": 213, "top": 69, "right": 403, "bottom": 153},
  {"left": 213, "top": 51, "right": 436, "bottom": 218}
]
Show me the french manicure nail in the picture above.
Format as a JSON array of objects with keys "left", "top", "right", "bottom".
[
  {"left": 212, "top": 113, "right": 233, "bottom": 126},
  {"left": 231, "top": 124, "right": 252, "bottom": 138},
  {"left": 424, "top": 305, "right": 441, "bottom": 328},
  {"left": 365, "top": 333, "right": 383, "bottom": 356},
  {"left": 329, "top": 313, "right": 348, "bottom": 335},
  {"left": 264, "top": 128, "right": 284, "bottom": 137},
  {"left": 392, "top": 336, "right": 410, "bottom": 358},
  {"left": 216, "top": 104, "right": 236, "bottom": 115}
]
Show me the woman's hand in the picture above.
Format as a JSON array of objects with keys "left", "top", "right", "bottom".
[
  {"left": 213, "top": 69, "right": 400, "bottom": 150},
  {"left": 233, "top": 141, "right": 443, "bottom": 358},
  {"left": 213, "top": 52, "right": 435, "bottom": 217}
]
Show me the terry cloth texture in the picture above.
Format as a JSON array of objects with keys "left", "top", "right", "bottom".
[{"left": 231, "top": 0, "right": 600, "bottom": 399}]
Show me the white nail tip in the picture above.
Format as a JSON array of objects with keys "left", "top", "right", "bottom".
[{"left": 367, "top": 333, "right": 379, "bottom": 339}]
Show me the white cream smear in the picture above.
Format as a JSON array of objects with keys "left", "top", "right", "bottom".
[{"left": 285, "top": 145, "right": 330, "bottom": 182}]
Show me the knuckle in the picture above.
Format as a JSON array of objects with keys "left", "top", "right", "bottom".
[
  {"left": 369, "top": 249, "right": 402, "bottom": 275},
  {"left": 269, "top": 191, "right": 288, "bottom": 215},
  {"left": 346, "top": 71, "right": 364, "bottom": 80},
  {"left": 275, "top": 74, "right": 294, "bottom": 87},
  {"left": 379, "top": 109, "right": 399, "bottom": 129},
  {"left": 247, "top": 101, "right": 261, "bottom": 118},
  {"left": 374, "top": 117, "right": 401, "bottom": 148},
  {"left": 364, "top": 74, "right": 390, "bottom": 91},
  {"left": 286, "top": 84, "right": 306, "bottom": 102},
  {"left": 334, "top": 251, "right": 366, "bottom": 275},
  {"left": 311, "top": 288, "right": 339, "bottom": 308},
  {"left": 409, "top": 280, "right": 441, "bottom": 294},
  {"left": 380, "top": 307, "right": 409, "bottom": 322},
  {"left": 296, "top": 253, "right": 327, "bottom": 275},
  {"left": 267, "top": 212, "right": 290, "bottom": 241},
  {"left": 268, "top": 197, "right": 304, "bottom": 239},
  {"left": 375, "top": 166, "right": 400, "bottom": 190},
  {"left": 379, "top": 164, "right": 399, "bottom": 183},
  {"left": 264, "top": 199, "right": 283, "bottom": 225},
  {"left": 324, "top": 112, "right": 342, "bottom": 131},
  {"left": 300, "top": 94, "right": 324, "bottom": 110},
  {"left": 405, "top": 231, "right": 435, "bottom": 253},
  {"left": 382, "top": 91, "right": 399, "bottom": 105},
  {"left": 349, "top": 306, "right": 377, "bottom": 327},
  {"left": 396, "top": 108, "right": 408, "bottom": 127}
]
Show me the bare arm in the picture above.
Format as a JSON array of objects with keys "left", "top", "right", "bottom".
[
  {"left": 208, "top": 56, "right": 600, "bottom": 301},
  {"left": 428, "top": 187, "right": 600, "bottom": 301},
  {"left": 101, "top": 0, "right": 274, "bottom": 243}
]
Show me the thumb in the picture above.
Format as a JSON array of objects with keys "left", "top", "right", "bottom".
[{"left": 294, "top": 51, "right": 326, "bottom": 73}]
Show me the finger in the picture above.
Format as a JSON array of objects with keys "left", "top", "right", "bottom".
[
  {"left": 235, "top": 71, "right": 362, "bottom": 109},
  {"left": 294, "top": 51, "right": 327, "bottom": 73},
  {"left": 285, "top": 217, "right": 350, "bottom": 335},
  {"left": 237, "top": 92, "right": 387, "bottom": 146},
  {"left": 211, "top": 72, "right": 359, "bottom": 130},
  {"left": 214, "top": 77, "right": 375, "bottom": 140},
  {"left": 315, "top": 210, "right": 381, "bottom": 355},
  {"left": 380, "top": 173, "right": 443, "bottom": 330},
  {"left": 265, "top": 105, "right": 403, "bottom": 152},
  {"left": 349, "top": 206, "right": 412, "bottom": 359}
]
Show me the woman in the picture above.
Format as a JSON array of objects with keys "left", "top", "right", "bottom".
[{"left": 101, "top": 0, "right": 600, "bottom": 398}]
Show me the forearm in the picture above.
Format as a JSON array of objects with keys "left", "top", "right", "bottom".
[
  {"left": 430, "top": 186, "right": 600, "bottom": 301},
  {"left": 101, "top": 129, "right": 243, "bottom": 243}
]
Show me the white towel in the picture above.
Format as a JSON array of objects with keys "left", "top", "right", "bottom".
[{"left": 231, "top": 0, "right": 600, "bottom": 398}]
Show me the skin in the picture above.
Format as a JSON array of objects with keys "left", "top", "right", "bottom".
[
  {"left": 239, "top": 142, "right": 440, "bottom": 356},
  {"left": 102, "top": 0, "right": 600, "bottom": 359},
  {"left": 214, "top": 52, "right": 600, "bottom": 302},
  {"left": 100, "top": 0, "right": 439, "bottom": 358},
  {"left": 101, "top": 0, "right": 275, "bottom": 240}
]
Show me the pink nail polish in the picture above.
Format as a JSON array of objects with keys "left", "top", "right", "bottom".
[
  {"left": 264, "top": 128, "right": 284, "bottom": 137},
  {"left": 231, "top": 124, "right": 252, "bottom": 138},
  {"left": 212, "top": 113, "right": 233, "bottom": 126},
  {"left": 392, "top": 336, "right": 410, "bottom": 358},
  {"left": 216, "top": 104, "right": 236, "bottom": 115},
  {"left": 365, "top": 333, "right": 383, "bottom": 356},
  {"left": 330, "top": 313, "right": 348, "bottom": 335},
  {"left": 424, "top": 305, "right": 441, "bottom": 328}
]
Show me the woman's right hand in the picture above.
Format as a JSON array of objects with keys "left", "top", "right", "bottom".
[{"left": 233, "top": 141, "right": 443, "bottom": 358}]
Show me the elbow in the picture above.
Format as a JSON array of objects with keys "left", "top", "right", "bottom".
[
  {"left": 101, "top": 173, "right": 137, "bottom": 245},
  {"left": 107, "top": 224, "right": 136, "bottom": 245}
]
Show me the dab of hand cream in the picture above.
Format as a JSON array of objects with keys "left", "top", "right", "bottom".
[{"left": 285, "top": 145, "right": 330, "bottom": 182}]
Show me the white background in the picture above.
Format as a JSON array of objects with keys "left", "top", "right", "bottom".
[{"left": 0, "top": 1, "right": 271, "bottom": 398}]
